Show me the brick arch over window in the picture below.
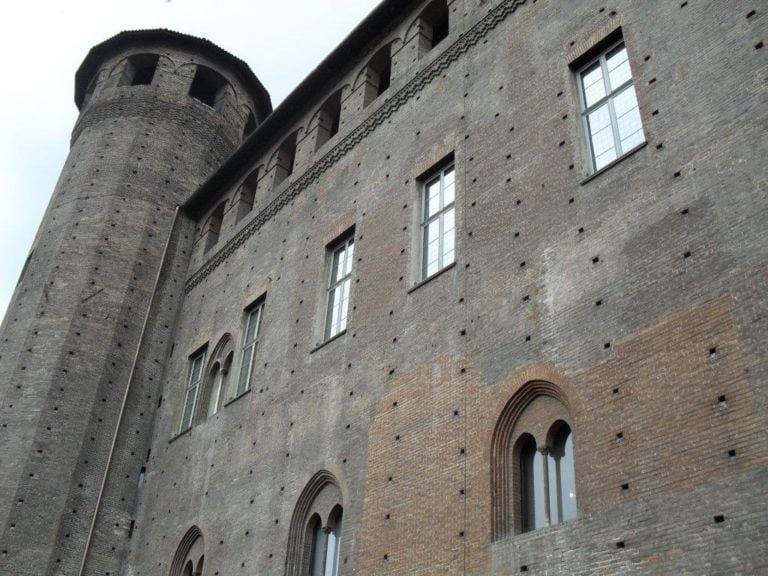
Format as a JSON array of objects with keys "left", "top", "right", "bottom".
[
  {"left": 490, "top": 380, "right": 573, "bottom": 541},
  {"left": 169, "top": 525, "right": 204, "bottom": 576},
  {"left": 285, "top": 470, "right": 343, "bottom": 576}
]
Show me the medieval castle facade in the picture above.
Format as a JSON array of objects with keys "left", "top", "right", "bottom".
[{"left": 1, "top": 0, "right": 767, "bottom": 574}]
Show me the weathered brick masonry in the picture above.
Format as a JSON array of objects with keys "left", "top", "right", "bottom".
[{"left": 0, "top": 0, "right": 766, "bottom": 575}]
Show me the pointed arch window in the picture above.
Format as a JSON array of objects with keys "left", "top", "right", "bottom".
[
  {"left": 285, "top": 471, "right": 344, "bottom": 576},
  {"left": 169, "top": 526, "right": 204, "bottom": 576},
  {"left": 307, "top": 506, "right": 343, "bottom": 576},
  {"left": 491, "top": 381, "right": 578, "bottom": 539}
]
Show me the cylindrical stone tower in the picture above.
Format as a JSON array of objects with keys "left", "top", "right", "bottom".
[{"left": 0, "top": 30, "right": 270, "bottom": 575}]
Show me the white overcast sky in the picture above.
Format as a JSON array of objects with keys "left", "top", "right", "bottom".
[{"left": 0, "top": 0, "right": 382, "bottom": 319}]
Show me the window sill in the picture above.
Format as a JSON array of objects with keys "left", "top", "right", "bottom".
[
  {"left": 579, "top": 141, "right": 647, "bottom": 185},
  {"left": 169, "top": 426, "right": 192, "bottom": 444},
  {"left": 407, "top": 261, "right": 456, "bottom": 294},
  {"left": 310, "top": 330, "right": 347, "bottom": 354},
  {"left": 223, "top": 387, "right": 251, "bottom": 408}
]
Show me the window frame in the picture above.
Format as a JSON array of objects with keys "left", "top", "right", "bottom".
[
  {"left": 178, "top": 348, "right": 207, "bottom": 434},
  {"left": 324, "top": 233, "right": 355, "bottom": 341},
  {"left": 234, "top": 300, "right": 264, "bottom": 400},
  {"left": 575, "top": 39, "right": 645, "bottom": 174},
  {"left": 420, "top": 163, "right": 456, "bottom": 281}
]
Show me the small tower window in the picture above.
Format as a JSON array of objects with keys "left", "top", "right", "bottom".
[
  {"left": 315, "top": 89, "right": 343, "bottom": 151},
  {"left": 415, "top": 0, "right": 449, "bottom": 57},
  {"left": 189, "top": 65, "right": 228, "bottom": 110},
  {"left": 273, "top": 131, "right": 299, "bottom": 188},
  {"left": 361, "top": 43, "right": 393, "bottom": 108},
  {"left": 236, "top": 167, "right": 260, "bottom": 221},
  {"left": 203, "top": 201, "right": 226, "bottom": 252},
  {"left": 243, "top": 110, "right": 257, "bottom": 139},
  {"left": 119, "top": 53, "right": 159, "bottom": 87}
]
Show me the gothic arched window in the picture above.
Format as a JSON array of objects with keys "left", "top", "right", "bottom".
[
  {"left": 170, "top": 526, "right": 204, "bottom": 576},
  {"left": 285, "top": 471, "right": 344, "bottom": 576},
  {"left": 491, "top": 381, "right": 578, "bottom": 539},
  {"left": 197, "top": 335, "right": 234, "bottom": 421}
]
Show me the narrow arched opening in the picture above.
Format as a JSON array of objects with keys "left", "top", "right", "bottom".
[
  {"left": 314, "top": 89, "right": 343, "bottom": 150},
  {"left": 272, "top": 131, "right": 299, "bottom": 189}
]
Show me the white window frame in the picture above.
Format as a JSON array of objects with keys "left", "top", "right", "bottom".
[
  {"left": 576, "top": 39, "right": 646, "bottom": 173},
  {"left": 235, "top": 301, "right": 264, "bottom": 399},
  {"left": 178, "top": 348, "right": 206, "bottom": 434},
  {"left": 324, "top": 234, "right": 354, "bottom": 340},
  {"left": 420, "top": 164, "right": 456, "bottom": 280}
]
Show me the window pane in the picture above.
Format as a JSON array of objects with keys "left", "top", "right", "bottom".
[
  {"left": 339, "top": 279, "right": 351, "bottom": 331},
  {"left": 442, "top": 208, "right": 455, "bottom": 265},
  {"left": 590, "top": 123, "right": 615, "bottom": 157},
  {"left": 344, "top": 241, "right": 354, "bottom": 276},
  {"left": 561, "top": 431, "right": 577, "bottom": 522},
  {"left": 612, "top": 84, "right": 638, "bottom": 118},
  {"left": 330, "top": 248, "right": 343, "bottom": 284},
  {"left": 426, "top": 179, "right": 441, "bottom": 218},
  {"left": 244, "top": 307, "right": 260, "bottom": 344},
  {"left": 208, "top": 369, "right": 223, "bottom": 415},
  {"left": 587, "top": 102, "right": 612, "bottom": 134},
  {"left": 191, "top": 354, "right": 204, "bottom": 383},
  {"left": 594, "top": 147, "right": 618, "bottom": 171},
  {"left": 588, "top": 104, "right": 617, "bottom": 169},
  {"left": 581, "top": 61, "right": 605, "bottom": 107},
  {"left": 521, "top": 437, "right": 546, "bottom": 531},
  {"left": 181, "top": 388, "right": 196, "bottom": 430},
  {"left": 328, "top": 286, "right": 341, "bottom": 337},
  {"left": 443, "top": 168, "right": 455, "bottom": 206},
  {"left": 238, "top": 343, "right": 254, "bottom": 395},
  {"left": 324, "top": 513, "right": 342, "bottom": 576},
  {"left": 614, "top": 86, "right": 645, "bottom": 151},
  {"left": 426, "top": 219, "right": 440, "bottom": 276},
  {"left": 606, "top": 44, "right": 631, "bottom": 89},
  {"left": 311, "top": 522, "right": 325, "bottom": 576},
  {"left": 532, "top": 449, "right": 546, "bottom": 529}
]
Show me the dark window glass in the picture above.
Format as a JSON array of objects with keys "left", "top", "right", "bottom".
[
  {"left": 548, "top": 424, "right": 577, "bottom": 524},
  {"left": 520, "top": 435, "right": 546, "bottom": 531}
]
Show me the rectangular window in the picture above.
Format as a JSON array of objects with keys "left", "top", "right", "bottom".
[
  {"left": 178, "top": 348, "right": 206, "bottom": 433},
  {"left": 577, "top": 40, "right": 645, "bottom": 172},
  {"left": 236, "top": 301, "right": 264, "bottom": 398},
  {"left": 421, "top": 164, "right": 455, "bottom": 280},
  {"left": 325, "top": 233, "right": 354, "bottom": 340}
]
